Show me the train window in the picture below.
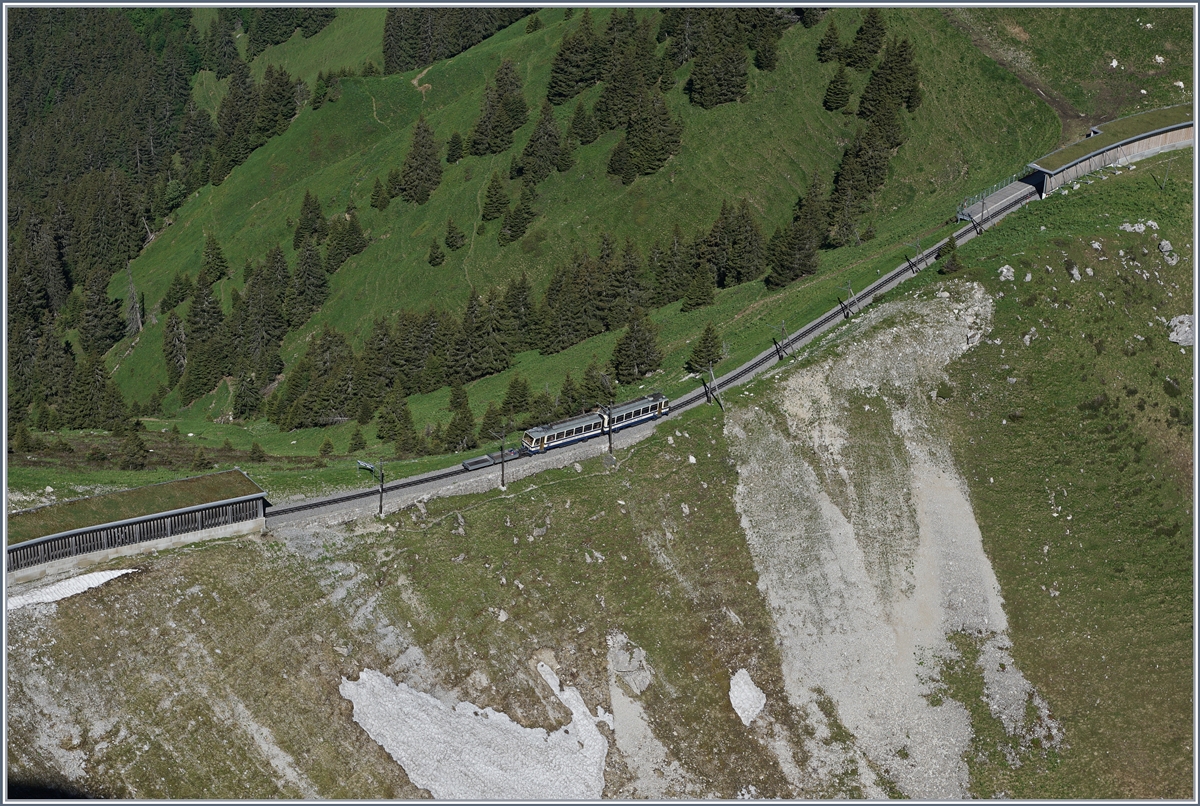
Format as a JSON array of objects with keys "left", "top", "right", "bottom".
[{"left": 556, "top": 432, "right": 564, "bottom": 440}]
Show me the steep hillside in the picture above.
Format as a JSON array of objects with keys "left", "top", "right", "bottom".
[
  {"left": 108, "top": 7, "right": 1057, "bottom": 420},
  {"left": 10, "top": 151, "right": 1190, "bottom": 799}
]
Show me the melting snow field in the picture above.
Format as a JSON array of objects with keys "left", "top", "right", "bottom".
[
  {"left": 340, "top": 662, "right": 608, "bottom": 799},
  {"left": 7, "top": 569, "right": 136, "bottom": 611}
]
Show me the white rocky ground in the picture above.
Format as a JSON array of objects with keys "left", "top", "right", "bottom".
[
  {"left": 7, "top": 570, "right": 137, "bottom": 611},
  {"left": 726, "top": 281, "right": 1060, "bottom": 798}
]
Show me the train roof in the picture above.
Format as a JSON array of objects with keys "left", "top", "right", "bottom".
[
  {"left": 523, "top": 410, "right": 603, "bottom": 438},
  {"left": 522, "top": 393, "right": 668, "bottom": 438}
]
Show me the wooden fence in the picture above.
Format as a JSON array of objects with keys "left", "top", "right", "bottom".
[{"left": 6, "top": 494, "right": 266, "bottom": 573}]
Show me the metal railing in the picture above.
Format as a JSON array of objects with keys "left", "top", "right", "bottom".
[{"left": 6, "top": 494, "right": 266, "bottom": 573}]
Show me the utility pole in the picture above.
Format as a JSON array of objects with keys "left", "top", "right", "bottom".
[
  {"left": 489, "top": 429, "right": 507, "bottom": 489},
  {"left": 600, "top": 404, "right": 614, "bottom": 454},
  {"left": 843, "top": 279, "right": 858, "bottom": 315},
  {"left": 707, "top": 365, "right": 724, "bottom": 411}
]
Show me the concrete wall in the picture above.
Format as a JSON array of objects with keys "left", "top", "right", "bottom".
[{"left": 6, "top": 517, "right": 265, "bottom": 585}]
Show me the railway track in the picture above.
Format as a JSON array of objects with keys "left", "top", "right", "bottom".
[{"left": 266, "top": 185, "right": 1037, "bottom": 522}]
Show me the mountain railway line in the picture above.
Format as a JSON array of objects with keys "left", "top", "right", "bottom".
[{"left": 265, "top": 186, "right": 1033, "bottom": 523}]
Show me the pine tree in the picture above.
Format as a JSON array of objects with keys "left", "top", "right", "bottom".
[
  {"left": 117, "top": 431, "right": 148, "bottom": 470},
  {"left": 546, "top": 27, "right": 594, "bottom": 105},
  {"left": 767, "top": 172, "right": 826, "bottom": 288},
  {"left": 371, "top": 177, "right": 390, "bottom": 210},
  {"left": 858, "top": 38, "right": 920, "bottom": 119},
  {"left": 498, "top": 186, "right": 536, "bottom": 245},
  {"left": 249, "top": 441, "right": 267, "bottom": 461},
  {"left": 823, "top": 65, "right": 852, "bottom": 111},
  {"left": 163, "top": 310, "right": 187, "bottom": 388},
  {"left": 399, "top": 115, "right": 443, "bottom": 205},
  {"left": 191, "top": 447, "right": 210, "bottom": 471},
  {"left": 427, "top": 240, "right": 446, "bottom": 266},
  {"left": 446, "top": 131, "right": 464, "bottom": 164},
  {"left": 938, "top": 231, "right": 963, "bottom": 274},
  {"left": 680, "top": 262, "right": 716, "bottom": 311},
  {"left": 687, "top": 322, "right": 723, "bottom": 373},
  {"left": 610, "top": 308, "right": 663, "bottom": 384},
  {"left": 294, "top": 190, "right": 327, "bottom": 249},
  {"left": 386, "top": 167, "right": 403, "bottom": 199},
  {"left": 478, "top": 401, "right": 504, "bottom": 442},
  {"left": 501, "top": 372, "right": 530, "bottom": 415},
  {"left": 570, "top": 100, "right": 599, "bottom": 145},
  {"left": 607, "top": 138, "right": 636, "bottom": 185},
  {"left": 557, "top": 133, "right": 578, "bottom": 173},
  {"left": 393, "top": 396, "right": 421, "bottom": 457},
  {"left": 515, "top": 101, "right": 562, "bottom": 186},
  {"left": 161, "top": 271, "right": 194, "bottom": 312},
  {"left": 817, "top": 19, "right": 841, "bottom": 63},
  {"left": 443, "top": 383, "right": 477, "bottom": 451},
  {"left": 626, "top": 89, "right": 682, "bottom": 176},
  {"left": 444, "top": 218, "right": 466, "bottom": 250},
  {"left": 845, "top": 8, "right": 886, "bottom": 70},
  {"left": 349, "top": 426, "right": 366, "bottom": 452},
  {"left": 556, "top": 372, "right": 582, "bottom": 418},
  {"left": 580, "top": 362, "right": 614, "bottom": 408},
  {"left": 287, "top": 237, "right": 328, "bottom": 325},
  {"left": 525, "top": 14, "right": 543, "bottom": 34},
  {"left": 482, "top": 172, "right": 509, "bottom": 221},
  {"left": 319, "top": 436, "right": 335, "bottom": 457}
]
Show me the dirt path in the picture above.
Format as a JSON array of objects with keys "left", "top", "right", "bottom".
[{"left": 726, "top": 281, "right": 1061, "bottom": 798}]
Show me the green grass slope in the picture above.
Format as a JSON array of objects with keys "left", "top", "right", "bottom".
[
  {"left": 936, "top": 151, "right": 1193, "bottom": 797},
  {"left": 110, "top": 8, "right": 1058, "bottom": 420}
]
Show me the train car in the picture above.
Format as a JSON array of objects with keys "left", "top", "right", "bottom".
[
  {"left": 520, "top": 393, "right": 670, "bottom": 455},
  {"left": 520, "top": 411, "right": 606, "bottom": 455}
]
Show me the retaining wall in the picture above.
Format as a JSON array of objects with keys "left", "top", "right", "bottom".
[{"left": 1031, "top": 121, "right": 1193, "bottom": 196}]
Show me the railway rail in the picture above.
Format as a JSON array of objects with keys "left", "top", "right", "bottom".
[{"left": 265, "top": 183, "right": 1035, "bottom": 523}]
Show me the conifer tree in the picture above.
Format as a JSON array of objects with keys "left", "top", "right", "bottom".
[
  {"left": 610, "top": 308, "right": 663, "bottom": 384},
  {"left": 371, "top": 177, "right": 390, "bottom": 210},
  {"left": 446, "top": 131, "right": 464, "bottom": 164},
  {"left": 294, "top": 190, "right": 328, "bottom": 249},
  {"left": 387, "top": 167, "right": 403, "bottom": 199},
  {"left": 938, "top": 231, "right": 963, "bottom": 274},
  {"left": 444, "top": 218, "right": 466, "bottom": 250},
  {"left": 161, "top": 271, "right": 195, "bottom": 311},
  {"left": 249, "top": 441, "right": 267, "bottom": 462},
  {"left": 501, "top": 373, "right": 530, "bottom": 416},
  {"left": 580, "top": 362, "right": 615, "bottom": 408},
  {"left": 817, "top": 18, "right": 841, "bottom": 63},
  {"left": 77, "top": 271, "right": 124, "bottom": 355},
  {"left": 478, "top": 401, "right": 504, "bottom": 442},
  {"left": 858, "top": 38, "right": 920, "bottom": 119},
  {"left": 547, "top": 26, "right": 594, "bottom": 105},
  {"left": 525, "top": 14, "right": 543, "bottom": 34},
  {"left": 498, "top": 186, "right": 536, "bottom": 245},
  {"left": 626, "top": 89, "right": 682, "bottom": 176},
  {"left": 570, "top": 100, "right": 599, "bottom": 145},
  {"left": 516, "top": 101, "right": 562, "bottom": 185},
  {"left": 767, "top": 172, "right": 827, "bottom": 288},
  {"left": 607, "top": 138, "right": 636, "bottom": 185},
  {"left": 349, "top": 425, "right": 366, "bottom": 452},
  {"left": 688, "top": 27, "right": 748, "bottom": 108},
  {"left": 287, "top": 237, "right": 328, "bottom": 325},
  {"left": 556, "top": 373, "right": 582, "bottom": 418},
  {"left": 823, "top": 65, "right": 852, "bottom": 111},
  {"left": 680, "top": 262, "right": 716, "bottom": 311},
  {"left": 163, "top": 310, "right": 187, "bottom": 389},
  {"left": 393, "top": 396, "right": 421, "bottom": 457},
  {"left": 557, "top": 133, "right": 578, "bottom": 173},
  {"left": 687, "top": 322, "right": 723, "bottom": 373},
  {"left": 198, "top": 233, "right": 231, "bottom": 287},
  {"left": 482, "top": 172, "right": 509, "bottom": 221},
  {"left": 191, "top": 446, "right": 210, "bottom": 471},
  {"left": 427, "top": 240, "right": 446, "bottom": 266},
  {"left": 443, "top": 383, "right": 477, "bottom": 451},
  {"left": 845, "top": 8, "right": 886, "bottom": 69},
  {"left": 117, "top": 431, "right": 148, "bottom": 470},
  {"left": 399, "top": 115, "right": 443, "bottom": 205},
  {"left": 319, "top": 436, "right": 334, "bottom": 457}
]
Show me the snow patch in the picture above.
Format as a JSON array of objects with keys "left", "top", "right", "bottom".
[
  {"left": 340, "top": 665, "right": 607, "bottom": 800},
  {"left": 729, "top": 669, "right": 766, "bottom": 726},
  {"left": 8, "top": 570, "right": 136, "bottom": 611}
]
